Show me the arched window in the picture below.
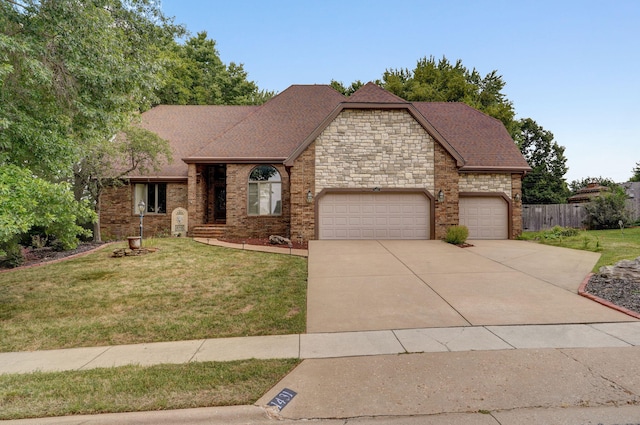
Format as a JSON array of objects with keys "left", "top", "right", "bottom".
[{"left": 248, "top": 165, "right": 282, "bottom": 216}]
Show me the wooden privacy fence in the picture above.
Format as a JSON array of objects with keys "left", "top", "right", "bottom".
[
  {"left": 522, "top": 204, "right": 587, "bottom": 232},
  {"left": 522, "top": 200, "right": 639, "bottom": 232}
]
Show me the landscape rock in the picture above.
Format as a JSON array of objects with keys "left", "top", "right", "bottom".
[
  {"left": 269, "top": 235, "right": 291, "bottom": 245},
  {"left": 598, "top": 257, "right": 640, "bottom": 281},
  {"left": 112, "top": 248, "right": 157, "bottom": 258},
  {"left": 586, "top": 256, "right": 640, "bottom": 315}
]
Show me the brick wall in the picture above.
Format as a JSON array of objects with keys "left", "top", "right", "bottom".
[
  {"left": 290, "top": 142, "right": 316, "bottom": 242},
  {"left": 511, "top": 173, "right": 523, "bottom": 238},
  {"left": 224, "top": 164, "right": 290, "bottom": 239},
  {"left": 434, "top": 143, "right": 460, "bottom": 239},
  {"left": 100, "top": 181, "right": 187, "bottom": 240}
]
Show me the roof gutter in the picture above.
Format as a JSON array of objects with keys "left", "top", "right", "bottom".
[
  {"left": 458, "top": 165, "right": 532, "bottom": 173},
  {"left": 183, "top": 157, "right": 287, "bottom": 164}
]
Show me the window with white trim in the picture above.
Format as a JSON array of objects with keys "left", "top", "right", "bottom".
[
  {"left": 134, "top": 183, "right": 167, "bottom": 214},
  {"left": 248, "top": 165, "right": 282, "bottom": 216}
]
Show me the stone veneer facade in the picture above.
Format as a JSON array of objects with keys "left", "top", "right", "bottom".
[
  {"left": 459, "top": 173, "right": 512, "bottom": 197},
  {"left": 314, "top": 110, "right": 435, "bottom": 194}
]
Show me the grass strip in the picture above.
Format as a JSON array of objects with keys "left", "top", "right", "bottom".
[
  {"left": 0, "top": 238, "right": 307, "bottom": 352},
  {"left": 0, "top": 358, "right": 300, "bottom": 420},
  {"left": 519, "top": 227, "right": 640, "bottom": 272}
]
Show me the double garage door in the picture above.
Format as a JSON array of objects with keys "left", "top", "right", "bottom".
[
  {"left": 318, "top": 193, "right": 509, "bottom": 240},
  {"left": 459, "top": 196, "right": 508, "bottom": 240},
  {"left": 318, "top": 193, "right": 430, "bottom": 240}
]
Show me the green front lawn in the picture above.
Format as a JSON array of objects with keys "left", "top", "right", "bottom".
[
  {"left": 519, "top": 226, "right": 640, "bottom": 271},
  {"left": 0, "top": 238, "right": 306, "bottom": 420},
  {"left": 0, "top": 238, "right": 307, "bottom": 352},
  {"left": 0, "top": 359, "right": 300, "bottom": 420}
]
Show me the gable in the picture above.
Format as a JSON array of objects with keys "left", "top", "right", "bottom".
[{"left": 314, "top": 109, "right": 435, "bottom": 193}]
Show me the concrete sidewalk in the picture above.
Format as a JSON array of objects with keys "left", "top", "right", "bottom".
[{"left": 2, "top": 322, "right": 640, "bottom": 374}]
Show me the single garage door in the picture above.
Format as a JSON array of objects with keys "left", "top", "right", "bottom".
[
  {"left": 318, "top": 192, "right": 430, "bottom": 240},
  {"left": 459, "top": 196, "right": 508, "bottom": 239}
]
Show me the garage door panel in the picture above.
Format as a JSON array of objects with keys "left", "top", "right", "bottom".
[
  {"left": 319, "top": 193, "right": 430, "bottom": 240},
  {"left": 460, "top": 197, "right": 508, "bottom": 240}
]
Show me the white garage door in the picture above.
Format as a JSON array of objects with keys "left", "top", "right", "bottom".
[
  {"left": 459, "top": 196, "right": 508, "bottom": 239},
  {"left": 318, "top": 193, "right": 430, "bottom": 240}
]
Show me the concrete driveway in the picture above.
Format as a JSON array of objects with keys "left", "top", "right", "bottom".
[{"left": 307, "top": 239, "right": 632, "bottom": 333}]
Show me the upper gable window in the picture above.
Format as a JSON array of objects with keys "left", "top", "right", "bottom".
[{"left": 248, "top": 165, "right": 282, "bottom": 216}]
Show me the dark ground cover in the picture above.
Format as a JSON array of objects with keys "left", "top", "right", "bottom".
[{"left": 586, "top": 274, "right": 640, "bottom": 315}]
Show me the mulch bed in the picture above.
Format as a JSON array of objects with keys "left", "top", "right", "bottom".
[
  {"left": 1, "top": 242, "right": 105, "bottom": 270},
  {"left": 584, "top": 275, "right": 640, "bottom": 315}
]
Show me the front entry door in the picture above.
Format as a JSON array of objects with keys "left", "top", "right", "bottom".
[{"left": 209, "top": 165, "right": 226, "bottom": 223}]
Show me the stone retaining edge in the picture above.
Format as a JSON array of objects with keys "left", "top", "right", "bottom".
[{"left": 578, "top": 273, "right": 640, "bottom": 320}]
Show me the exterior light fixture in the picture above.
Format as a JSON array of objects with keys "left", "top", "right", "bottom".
[
  {"left": 137, "top": 200, "right": 145, "bottom": 240},
  {"left": 437, "top": 190, "right": 445, "bottom": 203},
  {"left": 306, "top": 190, "right": 313, "bottom": 204},
  {"left": 514, "top": 193, "right": 521, "bottom": 202},
  {"left": 373, "top": 187, "right": 381, "bottom": 192}
]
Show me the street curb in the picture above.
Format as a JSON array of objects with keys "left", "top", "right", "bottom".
[{"left": 578, "top": 273, "right": 640, "bottom": 319}]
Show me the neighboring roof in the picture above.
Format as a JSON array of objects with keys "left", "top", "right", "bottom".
[
  {"left": 134, "top": 83, "right": 530, "bottom": 178},
  {"left": 568, "top": 183, "right": 611, "bottom": 203}
]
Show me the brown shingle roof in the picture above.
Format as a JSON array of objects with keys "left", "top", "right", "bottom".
[
  {"left": 346, "top": 82, "right": 408, "bottom": 104},
  {"left": 186, "top": 85, "right": 346, "bottom": 161},
  {"left": 132, "top": 105, "right": 258, "bottom": 178},
  {"left": 134, "top": 83, "right": 530, "bottom": 178},
  {"left": 413, "top": 102, "right": 530, "bottom": 171}
]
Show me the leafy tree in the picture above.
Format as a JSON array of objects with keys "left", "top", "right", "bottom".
[
  {"left": 155, "top": 32, "right": 274, "bottom": 105},
  {"left": 516, "top": 118, "right": 570, "bottom": 204},
  {"left": 330, "top": 79, "right": 365, "bottom": 96},
  {"left": 630, "top": 162, "right": 640, "bottom": 182},
  {"left": 381, "top": 56, "right": 517, "bottom": 136},
  {"left": 73, "top": 125, "right": 172, "bottom": 242},
  {"left": 569, "top": 176, "right": 617, "bottom": 194},
  {"left": 1, "top": 0, "right": 182, "bottom": 247}
]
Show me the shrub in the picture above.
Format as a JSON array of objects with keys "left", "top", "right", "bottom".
[
  {"left": 445, "top": 225, "right": 469, "bottom": 245},
  {"left": 0, "top": 240, "right": 24, "bottom": 268},
  {"left": 583, "top": 187, "right": 631, "bottom": 230}
]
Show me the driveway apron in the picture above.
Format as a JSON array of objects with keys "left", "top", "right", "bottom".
[{"left": 307, "top": 240, "right": 632, "bottom": 333}]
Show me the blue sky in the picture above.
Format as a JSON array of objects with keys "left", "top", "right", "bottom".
[{"left": 161, "top": 0, "right": 640, "bottom": 183}]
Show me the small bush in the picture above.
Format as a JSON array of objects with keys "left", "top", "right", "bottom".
[
  {"left": 536, "top": 226, "right": 579, "bottom": 240},
  {"left": 445, "top": 225, "right": 469, "bottom": 245},
  {"left": 0, "top": 242, "right": 24, "bottom": 268}
]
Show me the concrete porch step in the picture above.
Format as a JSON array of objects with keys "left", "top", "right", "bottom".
[{"left": 191, "top": 225, "right": 225, "bottom": 239}]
